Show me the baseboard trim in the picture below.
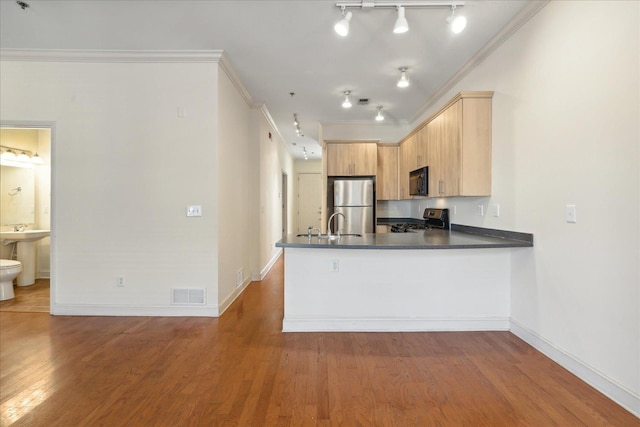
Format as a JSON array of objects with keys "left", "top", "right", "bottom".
[
  {"left": 217, "top": 276, "right": 252, "bottom": 316},
  {"left": 51, "top": 304, "right": 219, "bottom": 317},
  {"left": 510, "top": 319, "right": 640, "bottom": 418},
  {"left": 255, "top": 249, "right": 282, "bottom": 281},
  {"left": 283, "top": 317, "right": 510, "bottom": 333}
]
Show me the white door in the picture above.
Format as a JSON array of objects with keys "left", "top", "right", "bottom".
[{"left": 297, "top": 173, "right": 322, "bottom": 233}]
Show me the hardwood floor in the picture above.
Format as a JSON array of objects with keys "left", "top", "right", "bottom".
[
  {"left": 0, "top": 279, "right": 49, "bottom": 313},
  {"left": 0, "top": 257, "right": 637, "bottom": 426}
]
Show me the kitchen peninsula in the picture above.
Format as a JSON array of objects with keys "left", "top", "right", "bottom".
[{"left": 276, "top": 226, "right": 532, "bottom": 332}]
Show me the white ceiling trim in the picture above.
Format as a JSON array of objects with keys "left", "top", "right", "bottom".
[
  {"left": 218, "top": 52, "right": 254, "bottom": 107},
  {"left": 0, "top": 49, "right": 225, "bottom": 63},
  {"left": 410, "top": 0, "right": 550, "bottom": 124}
]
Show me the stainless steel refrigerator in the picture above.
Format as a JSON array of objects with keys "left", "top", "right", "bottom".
[{"left": 332, "top": 178, "right": 375, "bottom": 234}]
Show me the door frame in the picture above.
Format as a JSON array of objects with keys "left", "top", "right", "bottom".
[{"left": 1, "top": 120, "right": 56, "bottom": 312}]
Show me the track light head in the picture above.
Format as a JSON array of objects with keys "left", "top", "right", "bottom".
[
  {"left": 375, "top": 106, "right": 385, "bottom": 122},
  {"left": 448, "top": 5, "right": 466, "bottom": 34},
  {"left": 334, "top": 8, "right": 352, "bottom": 37},
  {"left": 342, "top": 90, "right": 352, "bottom": 108},
  {"left": 397, "top": 67, "right": 410, "bottom": 88},
  {"left": 393, "top": 6, "right": 409, "bottom": 34}
]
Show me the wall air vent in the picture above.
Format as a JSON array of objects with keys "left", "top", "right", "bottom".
[{"left": 171, "top": 288, "right": 206, "bottom": 305}]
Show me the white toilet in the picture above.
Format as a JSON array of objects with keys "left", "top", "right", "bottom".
[{"left": 0, "top": 260, "right": 22, "bottom": 301}]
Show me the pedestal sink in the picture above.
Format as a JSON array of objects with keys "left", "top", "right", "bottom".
[{"left": 1, "top": 230, "right": 50, "bottom": 286}]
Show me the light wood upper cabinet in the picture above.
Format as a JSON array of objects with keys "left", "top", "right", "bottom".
[
  {"left": 326, "top": 142, "right": 377, "bottom": 176},
  {"left": 428, "top": 97, "right": 491, "bottom": 197},
  {"left": 399, "top": 134, "right": 416, "bottom": 199},
  {"left": 403, "top": 91, "right": 493, "bottom": 199},
  {"left": 376, "top": 145, "right": 399, "bottom": 200}
]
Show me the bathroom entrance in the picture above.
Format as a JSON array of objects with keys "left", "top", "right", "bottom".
[{"left": 0, "top": 124, "right": 52, "bottom": 313}]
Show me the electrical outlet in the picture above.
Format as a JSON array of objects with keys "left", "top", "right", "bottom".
[
  {"left": 116, "top": 276, "right": 125, "bottom": 287},
  {"left": 331, "top": 259, "right": 339, "bottom": 273},
  {"left": 491, "top": 204, "right": 500, "bottom": 217},
  {"left": 478, "top": 205, "right": 484, "bottom": 217},
  {"left": 452, "top": 205, "right": 457, "bottom": 215},
  {"left": 186, "top": 205, "right": 202, "bottom": 217}
]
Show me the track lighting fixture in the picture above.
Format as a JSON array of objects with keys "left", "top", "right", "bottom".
[
  {"left": 334, "top": 7, "right": 352, "bottom": 37},
  {"left": 448, "top": 5, "right": 467, "bottom": 34},
  {"left": 393, "top": 6, "right": 409, "bottom": 34},
  {"left": 342, "top": 90, "right": 352, "bottom": 109},
  {"left": 293, "top": 113, "right": 303, "bottom": 136},
  {"left": 397, "top": 67, "right": 410, "bottom": 88},
  {"left": 375, "top": 106, "right": 385, "bottom": 122},
  {"left": 334, "top": 2, "right": 464, "bottom": 36}
]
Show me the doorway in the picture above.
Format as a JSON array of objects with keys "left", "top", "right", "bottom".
[
  {"left": 297, "top": 173, "right": 322, "bottom": 233},
  {"left": 0, "top": 123, "right": 53, "bottom": 313}
]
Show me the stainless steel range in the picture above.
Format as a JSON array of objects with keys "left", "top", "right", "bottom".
[{"left": 390, "top": 208, "right": 450, "bottom": 232}]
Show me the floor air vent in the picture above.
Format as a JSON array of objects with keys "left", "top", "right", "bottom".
[{"left": 171, "top": 288, "right": 206, "bottom": 305}]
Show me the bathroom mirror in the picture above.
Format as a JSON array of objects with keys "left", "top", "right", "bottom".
[{"left": 0, "top": 165, "right": 35, "bottom": 225}]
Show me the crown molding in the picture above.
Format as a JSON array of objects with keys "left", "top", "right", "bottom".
[
  {"left": 411, "top": 0, "right": 550, "bottom": 124},
  {"left": 218, "top": 52, "right": 254, "bottom": 106},
  {"left": 0, "top": 49, "right": 225, "bottom": 63}
]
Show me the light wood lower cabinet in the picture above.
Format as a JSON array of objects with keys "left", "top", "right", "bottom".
[
  {"left": 326, "top": 142, "right": 377, "bottom": 176},
  {"left": 376, "top": 225, "right": 391, "bottom": 233},
  {"left": 376, "top": 145, "right": 399, "bottom": 200}
]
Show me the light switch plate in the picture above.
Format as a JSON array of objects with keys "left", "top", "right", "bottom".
[
  {"left": 566, "top": 205, "right": 577, "bottom": 223},
  {"left": 186, "top": 205, "right": 202, "bottom": 217}
]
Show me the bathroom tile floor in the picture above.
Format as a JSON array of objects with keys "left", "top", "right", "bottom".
[{"left": 0, "top": 279, "right": 49, "bottom": 313}]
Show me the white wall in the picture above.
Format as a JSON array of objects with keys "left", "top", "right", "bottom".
[
  {"left": 216, "top": 67, "right": 254, "bottom": 311},
  {"left": 256, "top": 107, "right": 295, "bottom": 279},
  {"left": 321, "top": 121, "right": 411, "bottom": 144},
  {"left": 0, "top": 58, "right": 221, "bottom": 315}
]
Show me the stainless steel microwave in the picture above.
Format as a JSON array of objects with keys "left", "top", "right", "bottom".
[{"left": 409, "top": 167, "right": 429, "bottom": 196}]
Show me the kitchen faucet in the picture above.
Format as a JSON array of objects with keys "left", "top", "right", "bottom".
[
  {"left": 327, "top": 212, "right": 345, "bottom": 239},
  {"left": 307, "top": 226, "right": 321, "bottom": 238}
]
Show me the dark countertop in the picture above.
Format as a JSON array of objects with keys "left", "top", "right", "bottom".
[{"left": 276, "top": 225, "right": 533, "bottom": 250}]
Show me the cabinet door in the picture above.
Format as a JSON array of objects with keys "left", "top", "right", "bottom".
[
  {"left": 439, "top": 100, "right": 462, "bottom": 196},
  {"left": 459, "top": 97, "right": 492, "bottom": 196},
  {"left": 326, "top": 144, "right": 353, "bottom": 176},
  {"left": 416, "top": 126, "right": 429, "bottom": 169},
  {"left": 353, "top": 143, "right": 378, "bottom": 176},
  {"left": 377, "top": 145, "right": 399, "bottom": 200},
  {"left": 399, "top": 136, "right": 417, "bottom": 199},
  {"left": 426, "top": 116, "right": 442, "bottom": 196}
]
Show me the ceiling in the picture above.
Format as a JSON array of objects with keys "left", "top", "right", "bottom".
[{"left": 0, "top": 0, "right": 535, "bottom": 160}]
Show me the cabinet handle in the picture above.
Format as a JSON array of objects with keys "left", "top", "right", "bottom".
[{"left": 439, "top": 180, "right": 444, "bottom": 194}]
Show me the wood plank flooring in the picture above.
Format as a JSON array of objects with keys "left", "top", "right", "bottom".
[
  {"left": 1, "top": 256, "right": 638, "bottom": 426},
  {"left": 0, "top": 279, "right": 50, "bottom": 313}
]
